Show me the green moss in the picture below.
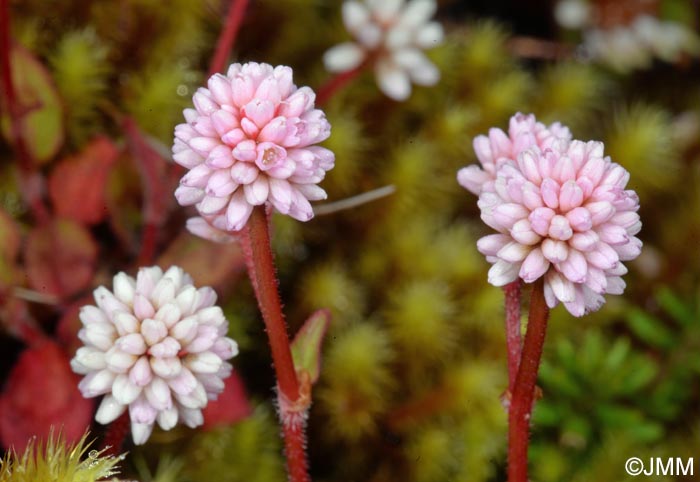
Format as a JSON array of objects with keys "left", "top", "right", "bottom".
[
  {"left": 184, "top": 406, "right": 285, "bottom": 482},
  {"left": 0, "top": 431, "right": 123, "bottom": 482},
  {"left": 50, "top": 29, "right": 110, "bottom": 145}
]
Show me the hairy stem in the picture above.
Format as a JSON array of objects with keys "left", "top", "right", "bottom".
[
  {"left": 244, "top": 206, "right": 311, "bottom": 482},
  {"left": 209, "top": 0, "right": 249, "bottom": 76},
  {"left": 503, "top": 280, "right": 522, "bottom": 394},
  {"left": 282, "top": 420, "right": 311, "bottom": 482},
  {"left": 508, "top": 278, "right": 549, "bottom": 482}
]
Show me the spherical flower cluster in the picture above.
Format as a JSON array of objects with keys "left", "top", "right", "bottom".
[
  {"left": 71, "top": 266, "right": 238, "bottom": 445},
  {"left": 173, "top": 62, "right": 335, "bottom": 238},
  {"left": 323, "top": 0, "right": 444, "bottom": 101},
  {"left": 457, "top": 113, "right": 572, "bottom": 196},
  {"left": 459, "top": 114, "right": 642, "bottom": 317}
]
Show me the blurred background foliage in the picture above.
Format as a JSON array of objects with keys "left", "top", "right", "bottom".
[{"left": 1, "top": 0, "right": 700, "bottom": 481}]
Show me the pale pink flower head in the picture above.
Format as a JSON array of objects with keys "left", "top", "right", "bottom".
[
  {"left": 458, "top": 113, "right": 572, "bottom": 196},
  {"left": 173, "top": 63, "right": 335, "bottom": 236},
  {"left": 323, "top": 0, "right": 444, "bottom": 101},
  {"left": 71, "top": 266, "right": 238, "bottom": 444},
  {"left": 476, "top": 140, "right": 642, "bottom": 316}
]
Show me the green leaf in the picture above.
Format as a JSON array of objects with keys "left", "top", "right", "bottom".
[
  {"left": 656, "top": 287, "right": 696, "bottom": 326},
  {"left": 290, "top": 309, "right": 331, "bottom": 384},
  {"left": 0, "top": 45, "right": 64, "bottom": 164},
  {"left": 625, "top": 308, "right": 676, "bottom": 349}
]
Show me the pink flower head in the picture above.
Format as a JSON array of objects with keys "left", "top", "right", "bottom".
[
  {"left": 173, "top": 63, "right": 335, "bottom": 236},
  {"left": 457, "top": 113, "right": 572, "bottom": 196},
  {"left": 71, "top": 266, "right": 239, "bottom": 445},
  {"left": 475, "top": 140, "right": 642, "bottom": 316}
]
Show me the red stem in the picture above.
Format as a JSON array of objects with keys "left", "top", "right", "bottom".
[
  {"left": 503, "top": 280, "right": 522, "bottom": 393},
  {"left": 99, "top": 412, "right": 129, "bottom": 457},
  {"left": 0, "top": 0, "right": 49, "bottom": 223},
  {"left": 282, "top": 421, "right": 311, "bottom": 482},
  {"left": 244, "top": 206, "right": 311, "bottom": 482},
  {"left": 315, "top": 62, "right": 367, "bottom": 106},
  {"left": 208, "top": 0, "right": 249, "bottom": 76},
  {"left": 245, "top": 206, "right": 299, "bottom": 399},
  {"left": 508, "top": 278, "right": 549, "bottom": 482}
]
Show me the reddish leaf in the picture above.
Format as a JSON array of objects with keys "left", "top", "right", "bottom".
[
  {"left": 0, "top": 45, "right": 64, "bottom": 164},
  {"left": 48, "top": 136, "right": 119, "bottom": 224},
  {"left": 157, "top": 231, "right": 245, "bottom": 291},
  {"left": 202, "top": 371, "right": 252, "bottom": 430},
  {"left": 0, "top": 341, "right": 93, "bottom": 452},
  {"left": 25, "top": 219, "right": 97, "bottom": 298}
]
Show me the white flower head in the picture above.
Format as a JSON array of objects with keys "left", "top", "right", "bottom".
[
  {"left": 71, "top": 266, "right": 239, "bottom": 445},
  {"left": 323, "top": 0, "right": 444, "bottom": 101}
]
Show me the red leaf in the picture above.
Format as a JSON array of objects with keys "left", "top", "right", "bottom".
[
  {"left": 0, "top": 341, "right": 93, "bottom": 452},
  {"left": 201, "top": 371, "right": 252, "bottom": 430},
  {"left": 48, "top": 136, "right": 119, "bottom": 225},
  {"left": 25, "top": 218, "right": 98, "bottom": 298}
]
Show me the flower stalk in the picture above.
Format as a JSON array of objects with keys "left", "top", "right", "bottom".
[
  {"left": 315, "top": 61, "right": 367, "bottom": 106},
  {"left": 503, "top": 280, "right": 522, "bottom": 394},
  {"left": 243, "top": 205, "right": 311, "bottom": 482},
  {"left": 209, "top": 0, "right": 249, "bottom": 76},
  {"left": 507, "top": 278, "right": 549, "bottom": 482}
]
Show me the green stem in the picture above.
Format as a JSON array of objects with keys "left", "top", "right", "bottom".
[{"left": 508, "top": 278, "right": 549, "bottom": 482}]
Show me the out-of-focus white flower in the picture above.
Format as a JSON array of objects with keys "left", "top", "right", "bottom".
[
  {"left": 554, "top": 0, "right": 591, "bottom": 30},
  {"left": 323, "top": 0, "right": 444, "bottom": 101},
  {"left": 71, "top": 266, "right": 238, "bottom": 445}
]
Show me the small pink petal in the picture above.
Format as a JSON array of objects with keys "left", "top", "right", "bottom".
[
  {"left": 569, "top": 231, "right": 599, "bottom": 252},
  {"left": 559, "top": 249, "right": 587, "bottom": 283},
  {"left": 529, "top": 207, "right": 556, "bottom": 237},
  {"left": 541, "top": 239, "right": 569, "bottom": 263},
  {"left": 476, "top": 234, "right": 511, "bottom": 256},
  {"left": 559, "top": 180, "right": 584, "bottom": 212},
  {"left": 243, "top": 176, "right": 270, "bottom": 206},
  {"left": 540, "top": 178, "right": 560, "bottom": 209},
  {"left": 232, "top": 139, "right": 258, "bottom": 162},
  {"left": 548, "top": 215, "right": 573, "bottom": 241},
  {"left": 487, "top": 259, "right": 520, "bottom": 287},
  {"left": 225, "top": 190, "right": 254, "bottom": 231},
  {"left": 566, "top": 207, "right": 592, "bottom": 232},
  {"left": 510, "top": 219, "right": 541, "bottom": 245},
  {"left": 519, "top": 247, "right": 549, "bottom": 283},
  {"left": 547, "top": 271, "right": 576, "bottom": 303}
]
